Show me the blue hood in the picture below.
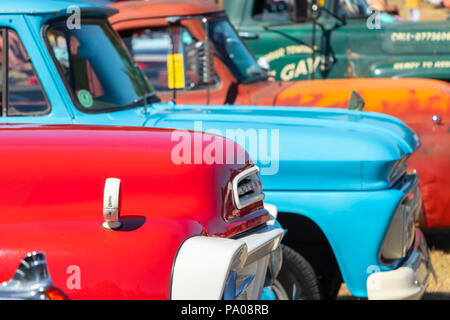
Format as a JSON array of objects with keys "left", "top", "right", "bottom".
[{"left": 139, "top": 103, "right": 419, "bottom": 191}]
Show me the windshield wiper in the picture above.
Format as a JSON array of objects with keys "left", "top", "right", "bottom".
[
  {"left": 118, "top": 92, "right": 162, "bottom": 112},
  {"left": 247, "top": 71, "right": 266, "bottom": 77},
  {"left": 132, "top": 93, "right": 162, "bottom": 106}
]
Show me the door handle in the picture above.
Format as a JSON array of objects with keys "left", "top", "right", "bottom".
[{"left": 238, "top": 32, "right": 259, "bottom": 40}]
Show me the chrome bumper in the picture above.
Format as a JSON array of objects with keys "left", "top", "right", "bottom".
[
  {"left": 367, "top": 229, "right": 435, "bottom": 300},
  {"left": 171, "top": 224, "right": 284, "bottom": 300},
  {"left": 231, "top": 224, "right": 285, "bottom": 300}
]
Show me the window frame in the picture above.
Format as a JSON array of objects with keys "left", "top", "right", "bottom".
[
  {"left": 41, "top": 17, "right": 156, "bottom": 115},
  {"left": 121, "top": 24, "right": 220, "bottom": 93},
  {"left": 0, "top": 28, "right": 52, "bottom": 117}
]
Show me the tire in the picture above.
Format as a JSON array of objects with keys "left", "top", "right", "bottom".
[
  {"left": 318, "top": 268, "right": 342, "bottom": 300},
  {"left": 265, "top": 245, "right": 320, "bottom": 300}
]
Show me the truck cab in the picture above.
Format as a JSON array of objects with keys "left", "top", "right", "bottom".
[{"left": 223, "top": 0, "right": 450, "bottom": 81}]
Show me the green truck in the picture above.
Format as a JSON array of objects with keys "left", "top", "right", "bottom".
[{"left": 222, "top": 0, "right": 450, "bottom": 81}]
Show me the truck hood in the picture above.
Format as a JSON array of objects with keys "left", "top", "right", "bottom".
[
  {"left": 142, "top": 103, "right": 420, "bottom": 191},
  {"left": 273, "top": 78, "right": 450, "bottom": 123},
  {"left": 0, "top": 124, "right": 265, "bottom": 237}
]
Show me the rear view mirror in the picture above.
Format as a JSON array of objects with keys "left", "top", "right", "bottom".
[{"left": 257, "top": 57, "right": 270, "bottom": 71}]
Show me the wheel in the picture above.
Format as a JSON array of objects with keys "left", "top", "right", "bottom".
[{"left": 263, "top": 245, "right": 320, "bottom": 300}]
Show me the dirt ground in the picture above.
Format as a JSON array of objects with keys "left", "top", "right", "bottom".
[
  {"left": 388, "top": 0, "right": 449, "bottom": 21},
  {"left": 338, "top": 229, "right": 450, "bottom": 300}
]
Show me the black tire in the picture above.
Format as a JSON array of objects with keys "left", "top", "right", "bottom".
[
  {"left": 318, "top": 268, "right": 342, "bottom": 300},
  {"left": 267, "top": 245, "right": 320, "bottom": 300}
]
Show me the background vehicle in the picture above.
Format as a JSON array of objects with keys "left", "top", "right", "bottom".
[
  {"left": 110, "top": 0, "right": 449, "bottom": 229},
  {"left": 0, "top": 123, "right": 283, "bottom": 300},
  {"left": 221, "top": 0, "right": 450, "bottom": 82},
  {"left": 0, "top": 0, "right": 433, "bottom": 300}
]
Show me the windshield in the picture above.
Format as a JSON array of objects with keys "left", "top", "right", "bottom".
[
  {"left": 209, "top": 19, "right": 267, "bottom": 83},
  {"left": 252, "top": 0, "right": 295, "bottom": 23},
  {"left": 45, "top": 20, "right": 156, "bottom": 113},
  {"left": 334, "top": 0, "right": 370, "bottom": 18},
  {"left": 251, "top": 0, "right": 370, "bottom": 22}
]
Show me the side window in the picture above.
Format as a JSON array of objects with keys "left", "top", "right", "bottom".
[
  {"left": 122, "top": 26, "right": 215, "bottom": 91},
  {"left": 0, "top": 29, "right": 50, "bottom": 116},
  {"left": 47, "top": 30, "right": 105, "bottom": 109},
  {"left": 125, "top": 28, "right": 173, "bottom": 91}
]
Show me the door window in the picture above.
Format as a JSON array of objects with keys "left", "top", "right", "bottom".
[
  {"left": 0, "top": 29, "right": 50, "bottom": 116},
  {"left": 122, "top": 26, "right": 216, "bottom": 91}
]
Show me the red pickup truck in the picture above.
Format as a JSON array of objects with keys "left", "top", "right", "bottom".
[
  {"left": 110, "top": 0, "right": 449, "bottom": 229},
  {"left": 0, "top": 124, "right": 283, "bottom": 299}
]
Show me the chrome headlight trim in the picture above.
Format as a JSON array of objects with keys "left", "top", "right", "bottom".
[
  {"left": 380, "top": 175, "right": 421, "bottom": 264},
  {"left": 380, "top": 204, "right": 415, "bottom": 263},
  {"left": 388, "top": 155, "right": 408, "bottom": 186}
]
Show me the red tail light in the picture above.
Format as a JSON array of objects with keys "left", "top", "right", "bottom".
[{"left": 45, "top": 286, "right": 69, "bottom": 300}]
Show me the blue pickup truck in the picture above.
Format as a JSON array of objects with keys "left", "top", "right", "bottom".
[{"left": 0, "top": 0, "right": 433, "bottom": 299}]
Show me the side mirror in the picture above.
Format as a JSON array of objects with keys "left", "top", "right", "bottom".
[
  {"left": 348, "top": 90, "right": 365, "bottom": 111},
  {"left": 238, "top": 32, "right": 259, "bottom": 40},
  {"left": 194, "top": 41, "right": 215, "bottom": 86},
  {"left": 257, "top": 57, "right": 270, "bottom": 71}
]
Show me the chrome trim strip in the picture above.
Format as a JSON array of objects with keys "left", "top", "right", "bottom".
[
  {"left": 399, "top": 173, "right": 420, "bottom": 195},
  {"left": 389, "top": 155, "right": 408, "bottom": 186}
]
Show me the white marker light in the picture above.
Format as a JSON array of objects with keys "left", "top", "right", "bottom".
[{"left": 102, "top": 178, "right": 122, "bottom": 230}]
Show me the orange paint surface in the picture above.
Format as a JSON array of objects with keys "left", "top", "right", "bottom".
[{"left": 276, "top": 78, "right": 450, "bottom": 122}]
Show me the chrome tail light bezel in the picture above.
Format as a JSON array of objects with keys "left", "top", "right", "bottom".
[
  {"left": 0, "top": 252, "right": 67, "bottom": 300},
  {"left": 232, "top": 166, "right": 265, "bottom": 210}
]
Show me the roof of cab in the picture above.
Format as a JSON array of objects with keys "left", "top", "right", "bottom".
[
  {"left": 110, "top": 0, "right": 223, "bottom": 23},
  {"left": 0, "top": 0, "right": 108, "bottom": 15}
]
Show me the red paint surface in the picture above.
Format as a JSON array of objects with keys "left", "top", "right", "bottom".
[{"left": 0, "top": 124, "right": 268, "bottom": 299}]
